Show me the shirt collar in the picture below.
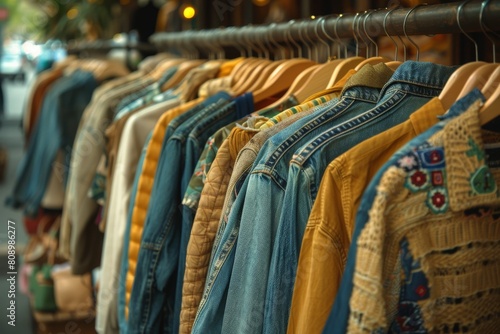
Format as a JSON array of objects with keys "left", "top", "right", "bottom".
[{"left": 341, "top": 62, "right": 394, "bottom": 94}]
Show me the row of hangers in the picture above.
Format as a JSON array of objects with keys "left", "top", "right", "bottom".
[{"left": 58, "top": 1, "right": 500, "bottom": 126}]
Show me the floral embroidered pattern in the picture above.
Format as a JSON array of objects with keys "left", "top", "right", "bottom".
[
  {"left": 397, "top": 154, "right": 418, "bottom": 171},
  {"left": 427, "top": 187, "right": 449, "bottom": 213},
  {"left": 406, "top": 169, "right": 430, "bottom": 192},
  {"left": 415, "top": 285, "right": 427, "bottom": 298}
]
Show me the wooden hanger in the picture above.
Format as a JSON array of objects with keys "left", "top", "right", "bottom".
[
  {"left": 233, "top": 59, "right": 272, "bottom": 95},
  {"left": 440, "top": 1, "right": 487, "bottom": 110},
  {"left": 481, "top": 66, "right": 500, "bottom": 100},
  {"left": 231, "top": 58, "right": 265, "bottom": 92},
  {"left": 439, "top": 62, "right": 486, "bottom": 110},
  {"left": 260, "top": 64, "right": 320, "bottom": 110},
  {"left": 238, "top": 60, "right": 286, "bottom": 95},
  {"left": 477, "top": 0, "right": 500, "bottom": 126},
  {"left": 294, "top": 59, "right": 344, "bottom": 103},
  {"left": 327, "top": 57, "right": 365, "bottom": 87},
  {"left": 354, "top": 56, "right": 391, "bottom": 71},
  {"left": 385, "top": 61, "right": 402, "bottom": 71},
  {"left": 479, "top": 76, "right": 500, "bottom": 125},
  {"left": 148, "top": 58, "right": 186, "bottom": 81},
  {"left": 161, "top": 59, "right": 205, "bottom": 91},
  {"left": 253, "top": 59, "right": 316, "bottom": 105},
  {"left": 457, "top": 63, "right": 499, "bottom": 99},
  {"left": 91, "top": 59, "right": 130, "bottom": 82}
]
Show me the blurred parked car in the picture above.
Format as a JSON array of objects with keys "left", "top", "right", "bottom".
[{"left": 1, "top": 52, "right": 26, "bottom": 82}]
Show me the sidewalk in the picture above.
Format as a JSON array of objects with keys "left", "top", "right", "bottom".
[{"left": 0, "top": 72, "right": 37, "bottom": 333}]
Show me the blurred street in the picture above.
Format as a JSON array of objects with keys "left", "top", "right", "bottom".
[{"left": 0, "top": 67, "right": 36, "bottom": 334}]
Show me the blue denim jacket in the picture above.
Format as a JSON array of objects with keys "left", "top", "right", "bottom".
[
  {"left": 322, "top": 89, "right": 485, "bottom": 334},
  {"left": 193, "top": 67, "right": 388, "bottom": 333},
  {"left": 173, "top": 93, "right": 254, "bottom": 331},
  {"left": 6, "top": 70, "right": 98, "bottom": 216},
  {"left": 265, "top": 61, "right": 456, "bottom": 334},
  {"left": 224, "top": 95, "right": 390, "bottom": 334},
  {"left": 190, "top": 97, "right": 343, "bottom": 334},
  {"left": 127, "top": 92, "right": 231, "bottom": 334},
  {"left": 118, "top": 134, "right": 150, "bottom": 333}
]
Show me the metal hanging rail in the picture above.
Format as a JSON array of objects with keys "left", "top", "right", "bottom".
[{"left": 150, "top": 1, "right": 500, "bottom": 50}]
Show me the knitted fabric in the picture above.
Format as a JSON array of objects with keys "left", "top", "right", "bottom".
[{"left": 349, "top": 99, "right": 500, "bottom": 333}]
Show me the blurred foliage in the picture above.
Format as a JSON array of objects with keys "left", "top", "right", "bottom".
[
  {"left": 2, "top": 0, "right": 46, "bottom": 40},
  {"left": 3, "top": 0, "right": 117, "bottom": 41}
]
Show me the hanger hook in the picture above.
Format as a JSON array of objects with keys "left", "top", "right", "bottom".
[
  {"left": 297, "top": 21, "right": 309, "bottom": 59},
  {"left": 352, "top": 13, "right": 360, "bottom": 57},
  {"left": 192, "top": 31, "right": 201, "bottom": 59},
  {"left": 241, "top": 26, "right": 255, "bottom": 58},
  {"left": 457, "top": 0, "right": 478, "bottom": 62},
  {"left": 334, "top": 14, "right": 347, "bottom": 58},
  {"left": 230, "top": 27, "right": 246, "bottom": 58},
  {"left": 280, "top": 23, "right": 293, "bottom": 58},
  {"left": 186, "top": 31, "right": 199, "bottom": 59},
  {"left": 358, "top": 11, "right": 370, "bottom": 58},
  {"left": 317, "top": 16, "right": 331, "bottom": 60},
  {"left": 383, "top": 6, "right": 399, "bottom": 61},
  {"left": 308, "top": 17, "right": 319, "bottom": 62},
  {"left": 287, "top": 20, "right": 303, "bottom": 58},
  {"left": 248, "top": 25, "right": 264, "bottom": 58},
  {"left": 403, "top": 4, "right": 425, "bottom": 61},
  {"left": 299, "top": 20, "right": 315, "bottom": 61},
  {"left": 480, "top": 0, "right": 496, "bottom": 63},
  {"left": 214, "top": 28, "right": 226, "bottom": 59},
  {"left": 272, "top": 23, "right": 287, "bottom": 60},
  {"left": 256, "top": 26, "right": 270, "bottom": 59},
  {"left": 363, "top": 9, "right": 379, "bottom": 57}
]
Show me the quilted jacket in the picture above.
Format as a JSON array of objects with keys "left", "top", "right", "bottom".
[{"left": 180, "top": 125, "right": 256, "bottom": 334}]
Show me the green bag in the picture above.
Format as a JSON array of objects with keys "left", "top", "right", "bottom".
[
  {"left": 29, "top": 264, "right": 57, "bottom": 312},
  {"left": 27, "top": 217, "right": 63, "bottom": 313}
]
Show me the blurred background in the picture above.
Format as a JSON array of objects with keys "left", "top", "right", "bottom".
[{"left": 0, "top": 0, "right": 488, "bottom": 333}]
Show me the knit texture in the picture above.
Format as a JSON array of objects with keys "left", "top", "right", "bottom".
[{"left": 349, "top": 99, "right": 500, "bottom": 333}]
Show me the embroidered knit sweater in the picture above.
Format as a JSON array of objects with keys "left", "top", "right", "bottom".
[{"left": 349, "top": 99, "right": 500, "bottom": 333}]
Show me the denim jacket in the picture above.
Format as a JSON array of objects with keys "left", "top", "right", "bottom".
[
  {"left": 7, "top": 70, "right": 98, "bottom": 216},
  {"left": 127, "top": 92, "right": 231, "bottom": 334},
  {"left": 173, "top": 93, "right": 254, "bottom": 331}
]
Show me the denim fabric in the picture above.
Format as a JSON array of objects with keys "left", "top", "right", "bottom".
[
  {"left": 222, "top": 85, "right": 386, "bottom": 334},
  {"left": 115, "top": 67, "right": 177, "bottom": 115},
  {"left": 265, "top": 62, "right": 456, "bottom": 334},
  {"left": 127, "top": 92, "right": 231, "bottom": 334},
  {"left": 323, "top": 89, "right": 484, "bottom": 334},
  {"left": 6, "top": 70, "right": 98, "bottom": 216},
  {"left": 191, "top": 105, "right": 332, "bottom": 334},
  {"left": 118, "top": 133, "right": 150, "bottom": 334},
  {"left": 195, "top": 93, "right": 366, "bottom": 333},
  {"left": 173, "top": 93, "right": 253, "bottom": 332}
]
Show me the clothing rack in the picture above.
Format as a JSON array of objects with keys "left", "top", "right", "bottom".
[
  {"left": 150, "top": 1, "right": 500, "bottom": 50},
  {"left": 66, "top": 40, "right": 157, "bottom": 56},
  {"left": 67, "top": 39, "right": 157, "bottom": 70}
]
